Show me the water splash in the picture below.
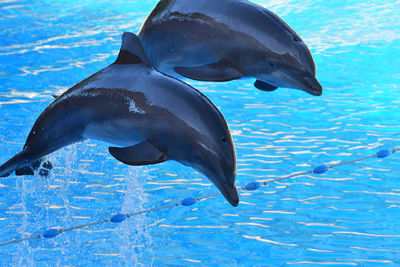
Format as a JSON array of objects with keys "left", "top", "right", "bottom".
[{"left": 118, "top": 167, "right": 153, "bottom": 265}]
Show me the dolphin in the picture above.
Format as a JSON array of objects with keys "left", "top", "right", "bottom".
[
  {"left": 139, "top": 0, "right": 322, "bottom": 96},
  {"left": 0, "top": 32, "right": 239, "bottom": 206}
]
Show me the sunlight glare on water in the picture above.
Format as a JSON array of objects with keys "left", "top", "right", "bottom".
[{"left": 0, "top": 0, "right": 400, "bottom": 265}]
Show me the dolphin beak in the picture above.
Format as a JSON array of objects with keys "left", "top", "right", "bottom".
[
  {"left": 300, "top": 76, "right": 323, "bottom": 96},
  {"left": 261, "top": 71, "right": 323, "bottom": 96},
  {"left": 218, "top": 182, "right": 240, "bottom": 207}
]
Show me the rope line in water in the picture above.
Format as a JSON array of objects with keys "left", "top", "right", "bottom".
[{"left": 0, "top": 148, "right": 397, "bottom": 247}]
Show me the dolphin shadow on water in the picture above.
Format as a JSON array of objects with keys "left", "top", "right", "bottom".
[
  {"left": 0, "top": 32, "right": 239, "bottom": 206},
  {"left": 139, "top": 0, "right": 323, "bottom": 96}
]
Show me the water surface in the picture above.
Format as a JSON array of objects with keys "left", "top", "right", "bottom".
[{"left": 0, "top": 0, "right": 400, "bottom": 265}]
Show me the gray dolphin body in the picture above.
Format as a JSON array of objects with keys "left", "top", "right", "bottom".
[
  {"left": 139, "top": 0, "right": 322, "bottom": 96},
  {"left": 0, "top": 32, "right": 239, "bottom": 206}
]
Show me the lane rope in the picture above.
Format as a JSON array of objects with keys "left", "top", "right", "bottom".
[{"left": 0, "top": 148, "right": 397, "bottom": 247}]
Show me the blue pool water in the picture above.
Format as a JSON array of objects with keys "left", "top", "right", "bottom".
[{"left": 1, "top": 0, "right": 400, "bottom": 265}]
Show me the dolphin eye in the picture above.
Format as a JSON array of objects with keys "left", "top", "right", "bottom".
[
  {"left": 292, "top": 36, "right": 301, "bottom": 42},
  {"left": 222, "top": 137, "right": 228, "bottom": 143}
]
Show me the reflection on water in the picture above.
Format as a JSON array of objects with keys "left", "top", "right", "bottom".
[{"left": 0, "top": 0, "right": 400, "bottom": 265}]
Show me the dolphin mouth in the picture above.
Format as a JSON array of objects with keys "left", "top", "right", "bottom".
[
  {"left": 218, "top": 182, "right": 240, "bottom": 207},
  {"left": 301, "top": 76, "right": 323, "bottom": 96}
]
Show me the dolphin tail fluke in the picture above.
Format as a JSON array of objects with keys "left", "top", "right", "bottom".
[
  {"left": 0, "top": 152, "right": 53, "bottom": 178},
  {"left": 14, "top": 159, "right": 53, "bottom": 177}
]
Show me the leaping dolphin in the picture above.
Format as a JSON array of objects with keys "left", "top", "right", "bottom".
[
  {"left": 0, "top": 32, "right": 239, "bottom": 206},
  {"left": 139, "top": 0, "right": 322, "bottom": 96}
]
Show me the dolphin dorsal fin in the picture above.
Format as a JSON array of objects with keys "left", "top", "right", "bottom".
[{"left": 114, "top": 32, "right": 151, "bottom": 66}]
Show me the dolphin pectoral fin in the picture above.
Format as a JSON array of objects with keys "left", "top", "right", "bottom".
[
  {"left": 254, "top": 80, "right": 278, "bottom": 92},
  {"left": 173, "top": 62, "right": 242, "bottom": 82},
  {"left": 108, "top": 142, "right": 167, "bottom": 166}
]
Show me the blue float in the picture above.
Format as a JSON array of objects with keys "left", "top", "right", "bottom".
[
  {"left": 43, "top": 229, "right": 60, "bottom": 239},
  {"left": 111, "top": 214, "right": 127, "bottom": 223},
  {"left": 181, "top": 198, "right": 197, "bottom": 206},
  {"left": 245, "top": 182, "right": 261, "bottom": 191},
  {"left": 313, "top": 165, "right": 329, "bottom": 174},
  {"left": 377, "top": 149, "right": 391, "bottom": 158}
]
